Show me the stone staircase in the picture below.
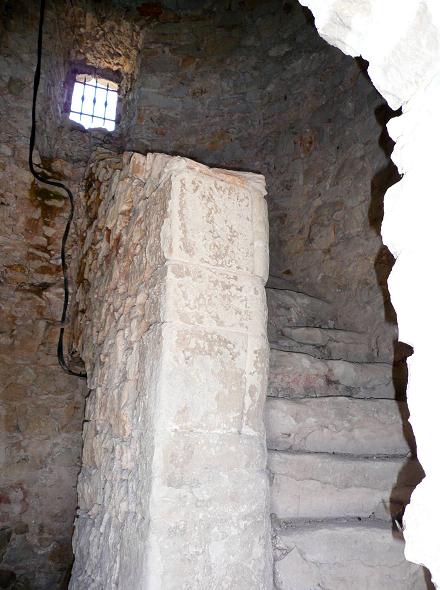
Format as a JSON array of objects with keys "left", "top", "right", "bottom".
[{"left": 265, "top": 287, "right": 431, "bottom": 589}]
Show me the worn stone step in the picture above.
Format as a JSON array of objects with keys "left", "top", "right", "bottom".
[
  {"left": 265, "top": 283, "right": 408, "bottom": 365},
  {"left": 268, "top": 349, "right": 402, "bottom": 399},
  {"left": 274, "top": 522, "right": 429, "bottom": 590},
  {"left": 270, "top": 325, "right": 380, "bottom": 362},
  {"left": 266, "top": 286, "right": 334, "bottom": 335},
  {"left": 266, "top": 286, "right": 386, "bottom": 363},
  {"left": 268, "top": 451, "right": 423, "bottom": 521},
  {"left": 265, "top": 397, "right": 415, "bottom": 455}
]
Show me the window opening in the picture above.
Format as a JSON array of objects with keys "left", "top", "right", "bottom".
[{"left": 69, "top": 74, "right": 118, "bottom": 131}]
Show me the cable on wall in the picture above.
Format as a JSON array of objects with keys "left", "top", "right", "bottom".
[{"left": 29, "top": 0, "right": 87, "bottom": 379}]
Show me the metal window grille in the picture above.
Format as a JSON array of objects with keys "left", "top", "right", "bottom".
[{"left": 69, "top": 74, "right": 118, "bottom": 131}]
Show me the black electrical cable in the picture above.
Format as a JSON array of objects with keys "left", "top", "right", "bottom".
[{"left": 29, "top": 0, "right": 87, "bottom": 379}]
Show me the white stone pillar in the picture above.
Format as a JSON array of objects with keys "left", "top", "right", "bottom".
[{"left": 69, "top": 152, "right": 272, "bottom": 589}]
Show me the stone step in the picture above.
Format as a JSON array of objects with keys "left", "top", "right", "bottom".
[
  {"left": 265, "top": 396, "right": 415, "bottom": 456},
  {"left": 268, "top": 451, "right": 423, "bottom": 521},
  {"left": 270, "top": 324, "right": 379, "bottom": 362},
  {"left": 266, "top": 285, "right": 386, "bottom": 363},
  {"left": 274, "top": 522, "right": 429, "bottom": 590},
  {"left": 265, "top": 285, "right": 412, "bottom": 364},
  {"left": 266, "top": 286, "right": 333, "bottom": 335},
  {"left": 268, "top": 349, "right": 404, "bottom": 399}
]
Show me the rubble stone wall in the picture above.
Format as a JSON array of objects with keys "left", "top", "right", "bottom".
[
  {"left": 0, "top": 4, "right": 88, "bottom": 589},
  {"left": 0, "top": 1, "right": 140, "bottom": 587}
]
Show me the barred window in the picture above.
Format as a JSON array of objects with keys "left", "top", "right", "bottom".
[{"left": 69, "top": 74, "right": 118, "bottom": 131}]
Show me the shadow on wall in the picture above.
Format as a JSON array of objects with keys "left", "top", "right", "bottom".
[{"left": 365, "top": 66, "right": 434, "bottom": 590}]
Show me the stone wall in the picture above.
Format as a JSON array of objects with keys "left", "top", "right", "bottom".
[
  {"left": 0, "top": 3, "right": 88, "bottom": 588},
  {"left": 69, "top": 150, "right": 271, "bottom": 589},
  {"left": 0, "top": 1, "right": 139, "bottom": 587},
  {"left": 0, "top": 0, "right": 410, "bottom": 587},
  {"left": 127, "top": 0, "right": 399, "bottom": 361}
]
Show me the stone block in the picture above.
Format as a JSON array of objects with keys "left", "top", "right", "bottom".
[
  {"left": 272, "top": 325, "right": 378, "bottom": 362},
  {"left": 274, "top": 523, "right": 428, "bottom": 590},
  {"left": 167, "top": 162, "right": 265, "bottom": 274},
  {"left": 147, "top": 468, "right": 270, "bottom": 590},
  {"left": 163, "top": 262, "right": 267, "bottom": 336},
  {"left": 155, "top": 430, "right": 267, "bottom": 479},
  {"left": 265, "top": 396, "right": 415, "bottom": 455},
  {"left": 158, "top": 324, "right": 248, "bottom": 433},
  {"left": 268, "top": 349, "right": 396, "bottom": 398},
  {"left": 266, "top": 286, "right": 333, "bottom": 334},
  {"left": 268, "top": 451, "right": 424, "bottom": 521}
]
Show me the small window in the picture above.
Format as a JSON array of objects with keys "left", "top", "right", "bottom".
[{"left": 69, "top": 74, "right": 118, "bottom": 131}]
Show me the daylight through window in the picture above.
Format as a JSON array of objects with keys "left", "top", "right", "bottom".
[{"left": 69, "top": 74, "right": 118, "bottom": 131}]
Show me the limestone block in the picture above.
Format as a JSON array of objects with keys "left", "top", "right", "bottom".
[
  {"left": 165, "top": 158, "right": 267, "bottom": 276},
  {"left": 265, "top": 397, "right": 415, "bottom": 455},
  {"left": 274, "top": 523, "right": 428, "bottom": 590},
  {"left": 163, "top": 262, "right": 267, "bottom": 336},
  {"left": 268, "top": 451, "right": 423, "bottom": 521},
  {"left": 268, "top": 349, "right": 396, "bottom": 398},
  {"left": 158, "top": 324, "right": 248, "bottom": 433},
  {"left": 147, "top": 468, "right": 270, "bottom": 589},
  {"left": 156, "top": 430, "right": 267, "bottom": 477}
]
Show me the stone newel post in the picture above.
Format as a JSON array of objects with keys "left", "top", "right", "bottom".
[{"left": 69, "top": 152, "right": 272, "bottom": 589}]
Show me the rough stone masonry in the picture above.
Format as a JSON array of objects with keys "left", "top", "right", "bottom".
[
  {"left": 0, "top": 0, "right": 422, "bottom": 587},
  {"left": 69, "top": 151, "right": 272, "bottom": 589}
]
